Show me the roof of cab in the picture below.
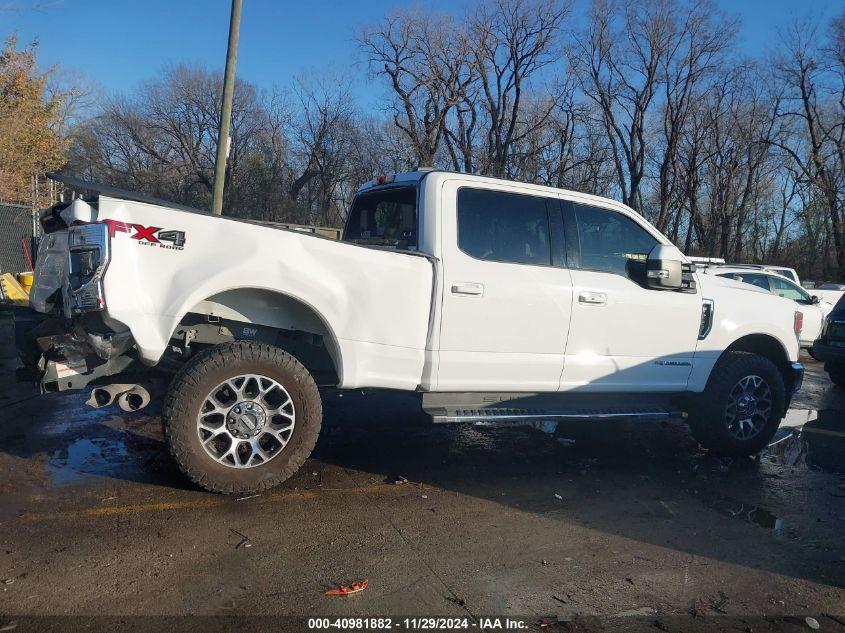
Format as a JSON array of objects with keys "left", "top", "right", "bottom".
[{"left": 359, "top": 169, "right": 637, "bottom": 211}]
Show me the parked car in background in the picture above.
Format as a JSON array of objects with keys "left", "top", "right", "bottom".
[
  {"left": 728, "top": 267, "right": 845, "bottom": 305},
  {"left": 700, "top": 266, "right": 831, "bottom": 353},
  {"left": 812, "top": 295, "right": 845, "bottom": 387},
  {"left": 811, "top": 283, "right": 845, "bottom": 306},
  {"left": 722, "top": 264, "right": 800, "bottom": 284}
]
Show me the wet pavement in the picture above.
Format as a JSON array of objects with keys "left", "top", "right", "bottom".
[{"left": 0, "top": 338, "right": 843, "bottom": 631}]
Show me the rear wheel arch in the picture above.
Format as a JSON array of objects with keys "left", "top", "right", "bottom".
[{"left": 174, "top": 288, "right": 343, "bottom": 386}]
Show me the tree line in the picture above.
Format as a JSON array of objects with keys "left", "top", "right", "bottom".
[{"left": 2, "top": 0, "right": 844, "bottom": 280}]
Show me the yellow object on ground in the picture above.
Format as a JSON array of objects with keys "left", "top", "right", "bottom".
[
  {"left": 17, "top": 271, "right": 34, "bottom": 294},
  {"left": 1, "top": 272, "right": 30, "bottom": 305}
]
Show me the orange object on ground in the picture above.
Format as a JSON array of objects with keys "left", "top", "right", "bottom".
[{"left": 325, "top": 579, "right": 368, "bottom": 596}]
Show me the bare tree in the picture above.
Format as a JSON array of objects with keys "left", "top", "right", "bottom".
[
  {"left": 696, "top": 66, "right": 777, "bottom": 258},
  {"left": 769, "top": 15, "right": 845, "bottom": 276},
  {"left": 653, "top": 0, "right": 735, "bottom": 232},
  {"left": 468, "top": 0, "right": 570, "bottom": 177},
  {"left": 569, "top": 0, "right": 675, "bottom": 212},
  {"left": 359, "top": 11, "right": 474, "bottom": 168}
]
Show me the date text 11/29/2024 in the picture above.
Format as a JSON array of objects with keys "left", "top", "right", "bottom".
[{"left": 307, "top": 618, "right": 529, "bottom": 630}]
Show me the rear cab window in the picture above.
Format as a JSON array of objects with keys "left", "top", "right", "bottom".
[
  {"left": 343, "top": 186, "right": 418, "bottom": 250},
  {"left": 771, "top": 268, "right": 798, "bottom": 283}
]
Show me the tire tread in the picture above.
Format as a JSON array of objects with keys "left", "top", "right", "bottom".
[
  {"left": 688, "top": 351, "right": 785, "bottom": 456},
  {"left": 162, "top": 341, "right": 322, "bottom": 494}
]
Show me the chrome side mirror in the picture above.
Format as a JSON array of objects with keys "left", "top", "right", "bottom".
[{"left": 646, "top": 244, "right": 684, "bottom": 290}]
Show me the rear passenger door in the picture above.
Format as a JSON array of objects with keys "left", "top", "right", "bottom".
[{"left": 436, "top": 182, "right": 573, "bottom": 391}]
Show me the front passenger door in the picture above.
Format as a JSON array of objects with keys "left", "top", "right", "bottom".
[{"left": 560, "top": 203, "right": 702, "bottom": 392}]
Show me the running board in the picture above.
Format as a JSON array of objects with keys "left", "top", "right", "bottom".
[{"left": 422, "top": 392, "right": 686, "bottom": 424}]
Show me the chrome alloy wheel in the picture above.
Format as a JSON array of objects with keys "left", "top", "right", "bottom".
[
  {"left": 196, "top": 374, "right": 295, "bottom": 468},
  {"left": 724, "top": 374, "right": 772, "bottom": 440}
]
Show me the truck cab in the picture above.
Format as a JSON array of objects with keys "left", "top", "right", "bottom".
[{"left": 343, "top": 171, "right": 802, "bottom": 395}]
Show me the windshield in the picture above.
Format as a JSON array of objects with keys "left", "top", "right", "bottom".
[{"left": 343, "top": 186, "right": 418, "bottom": 250}]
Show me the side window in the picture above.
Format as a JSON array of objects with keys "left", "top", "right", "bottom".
[
  {"left": 724, "top": 273, "right": 771, "bottom": 291},
  {"left": 457, "top": 188, "right": 552, "bottom": 266},
  {"left": 771, "top": 276, "right": 809, "bottom": 302},
  {"left": 572, "top": 204, "right": 658, "bottom": 276}
]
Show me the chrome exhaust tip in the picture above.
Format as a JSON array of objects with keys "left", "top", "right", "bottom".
[
  {"left": 89, "top": 387, "right": 114, "bottom": 408},
  {"left": 86, "top": 383, "right": 149, "bottom": 410},
  {"left": 117, "top": 386, "right": 151, "bottom": 412}
]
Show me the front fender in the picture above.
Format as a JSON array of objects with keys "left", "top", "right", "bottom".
[{"left": 688, "top": 286, "right": 800, "bottom": 391}]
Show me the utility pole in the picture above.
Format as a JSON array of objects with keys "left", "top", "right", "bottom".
[{"left": 211, "top": 0, "right": 243, "bottom": 215}]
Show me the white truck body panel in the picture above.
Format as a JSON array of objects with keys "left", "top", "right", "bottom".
[
  {"left": 94, "top": 196, "right": 434, "bottom": 390},
  {"left": 434, "top": 177, "right": 574, "bottom": 391},
  {"left": 813, "top": 288, "right": 845, "bottom": 306}
]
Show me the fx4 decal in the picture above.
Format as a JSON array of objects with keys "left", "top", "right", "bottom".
[{"left": 103, "top": 219, "right": 186, "bottom": 250}]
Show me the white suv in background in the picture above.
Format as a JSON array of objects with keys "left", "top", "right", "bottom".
[
  {"left": 724, "top": 264, "right": 801, "bottom": 284},
  {"left": 701, "top": 266, "right": 831, "bottom": 351}
]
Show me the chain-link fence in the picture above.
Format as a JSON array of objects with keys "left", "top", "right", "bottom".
[{"left": 0, "top": 203, "right": 37, "bottom": 274}]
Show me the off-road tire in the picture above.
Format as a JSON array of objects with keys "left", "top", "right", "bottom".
[
  {"left": 688, "top": 351, "right": 785, "bottom": 456},
  {"left": 163, "top": 341, "right": 322, "bottom": 494}
]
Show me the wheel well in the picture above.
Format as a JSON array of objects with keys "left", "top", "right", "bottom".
[
  {"left": 173, "top": 288, "right": 341, "bottom": 386},
  {"left": 723, "top": 334, "right": 793, "bottom": 389}
]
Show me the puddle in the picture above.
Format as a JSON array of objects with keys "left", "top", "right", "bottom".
[
  {"left": 766, "top": 409, "right": 844, "bottom": 474},
  {"left": 766, "top": 429, "right": 808, "bottom": 467},
  {"left": 49, "top": 437, "right": 130, "bottom": 485},
  {"left": 47, "top": 432, "right": 162, "bottom": 486},
  {"left": 691, "top": 489, "right": 784, "bottom": 532},
  {"left": 685, "top": 408, "right": 844, "bottom": 533}
]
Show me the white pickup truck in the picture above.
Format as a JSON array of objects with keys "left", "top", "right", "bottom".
[{"left": 22, "top": 171, "right": 805, "bottom": 494}]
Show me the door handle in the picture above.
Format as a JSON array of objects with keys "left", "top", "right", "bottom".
[
  {"left": 451, "top": 282, "right": 484, "bottom": 296},
  {"left": 579, "top": 290, "right": 607, "bottom": 306}
]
